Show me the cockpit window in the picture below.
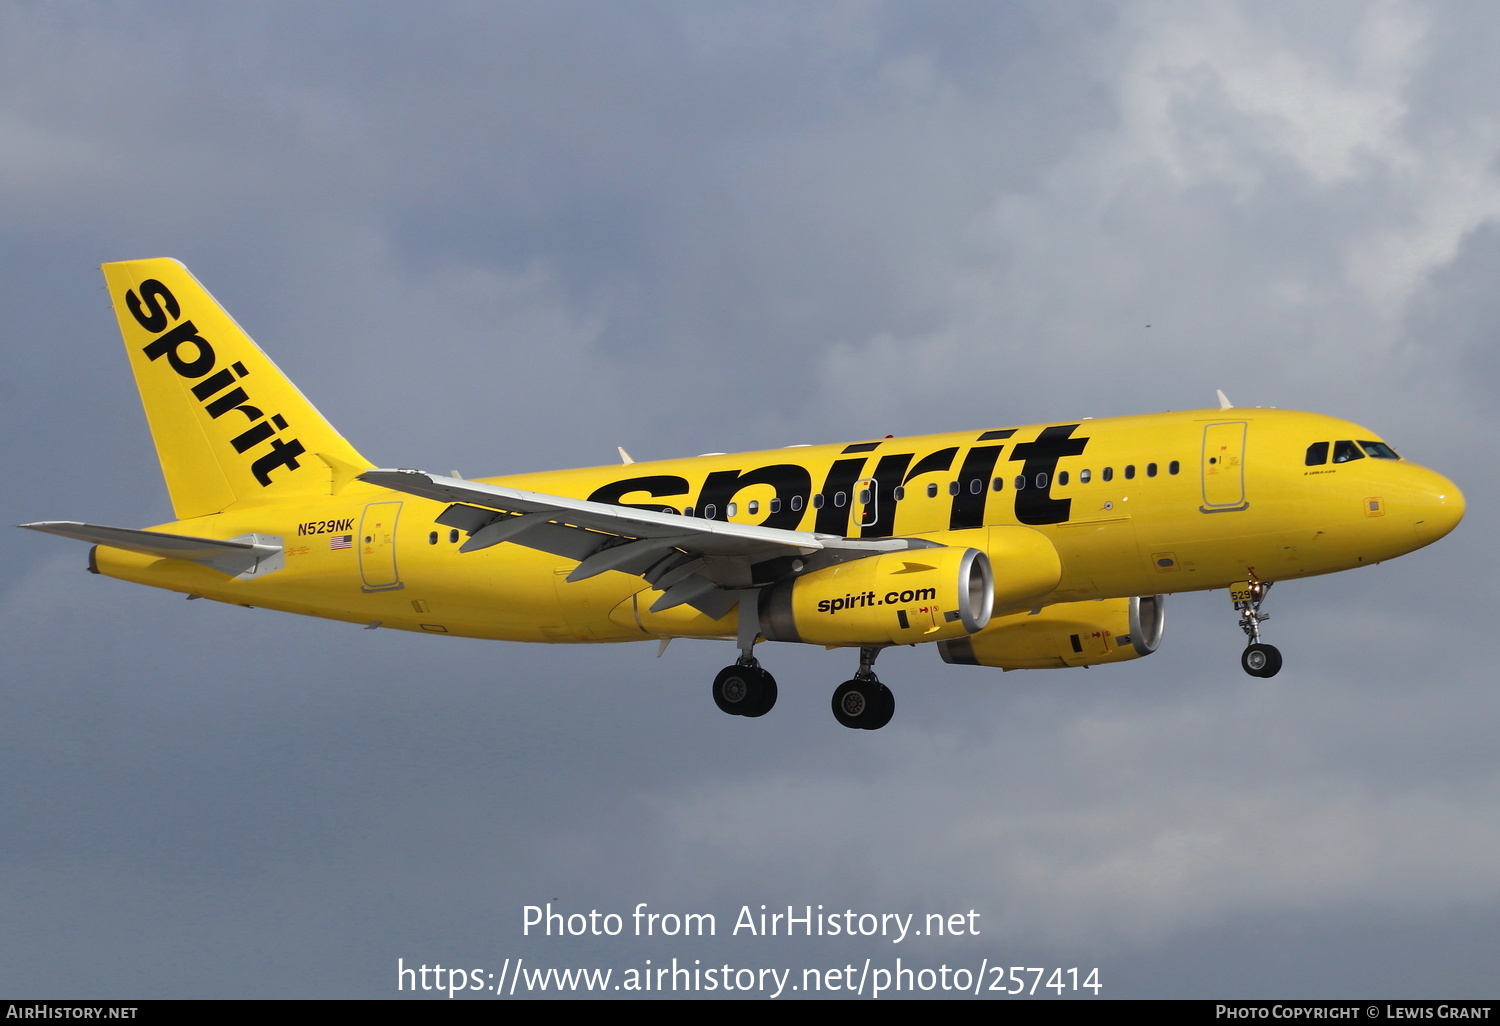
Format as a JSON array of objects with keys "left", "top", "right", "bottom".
[
  {"left": 1358, "top": 440, "right": 1401, "bottom": 460},
  {"left": 1332, "top": 440, "right": 1364, "bottom": 463},
  {"left": 1305, "top": 442, "right": 1329, "bottom": 466}
]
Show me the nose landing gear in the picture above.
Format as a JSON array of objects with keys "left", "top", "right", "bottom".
[{"left": 1233, "top": 574, "right": 1282, "bottom": 678}]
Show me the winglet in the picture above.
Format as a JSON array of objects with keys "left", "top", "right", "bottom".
[
  {"left": 618, "top": 447, "right": 635, "bottom": 465},
  {"left": 1216, "top": 389, "right": 1233, "bottom": 410}
]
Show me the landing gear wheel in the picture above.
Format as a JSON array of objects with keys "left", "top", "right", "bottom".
[
  {"left": 713, "top": 665, "right": 776, "bottom": 717},
  {"left": 832, "top": 679, "right": 869, "bottom": 728},
  {"left": 864, "top": 684, "right": 894, "bottom": 730},
  {"left": 831, "top": 679, "right": 894, "bottom": 730},
  {"left": 740, "top": 671, "right": 777, "bottom": 718},
  {"left": 1241, "top": 643, "right": 1282, "bottom": 678}
]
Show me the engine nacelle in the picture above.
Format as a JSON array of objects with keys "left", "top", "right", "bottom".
[
  {"left": 938, "top": 595, "right": 1165, "bottom": 670},
  {"left": 761, "top": 546, "right": 993, "bottom": 646}
]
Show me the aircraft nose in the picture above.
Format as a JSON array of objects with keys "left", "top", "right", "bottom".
[{"left": 1411, "top": 468, "right": 1465, "bottom": 544}]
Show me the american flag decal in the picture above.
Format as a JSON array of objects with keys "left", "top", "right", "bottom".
[{"left": 330, "top": 535, "right": 352, "bottom": 550}]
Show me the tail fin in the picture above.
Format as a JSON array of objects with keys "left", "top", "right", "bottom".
[{"left": 103, "top": 259, "right": 371, "bottom": 520}]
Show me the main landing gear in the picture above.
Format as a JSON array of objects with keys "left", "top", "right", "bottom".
[
  {"left": 831, "top": 646, "right": 894, "bottom": 730},
  {"left": 709, "top": 646, "right": 896, "bottom": 729},
  {"left": 711, "top": 591, "right": 778, "bottom": 718},
  {"left": 711, "top": 659, "right": 778, "bottom": 718},
  {"left": 710, "top": 594, "right": 895, "bottom": 728},
  {"left": 1233, "top": 574, "right": 1282, "bottom": 678},
  {"left": 709, "top": 652, "right": 896, "bottom": 729}
]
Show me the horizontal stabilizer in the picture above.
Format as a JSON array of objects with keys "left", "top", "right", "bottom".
[{"left": 19, "top": 521, "right": 283, "bottom": 580}]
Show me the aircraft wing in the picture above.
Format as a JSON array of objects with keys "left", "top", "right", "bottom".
[{"left": 361, "top": 469, "right": 918, "bottom": 619}]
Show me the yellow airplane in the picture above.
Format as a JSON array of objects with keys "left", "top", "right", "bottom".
[{"left": 21, "top": 259, "right": 1466, "bottom": 729}]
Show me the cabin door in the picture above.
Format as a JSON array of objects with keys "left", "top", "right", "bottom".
[
  {"left": 1200, "top": 421, "right": 1249, "bottom": 513},
  {"left": 359, "top": 501, "right": 404, "bottom": 591}
]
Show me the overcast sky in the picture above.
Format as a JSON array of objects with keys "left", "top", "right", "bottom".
[{"left": 2, "top": 0, "right": 1495, "bottom": 999}]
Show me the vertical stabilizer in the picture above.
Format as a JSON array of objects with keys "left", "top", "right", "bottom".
[{"left": 102, "top": 259, "right": 371, "bottom": 519}]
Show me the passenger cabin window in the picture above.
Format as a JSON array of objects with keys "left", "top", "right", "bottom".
[
  {"left": 1014, "top": 475, "right": 1026, "bottom": 490},
  {"left": 703, "top": 504, "right": 717, "bottom": 519},
  {"left": 1332, "top": 440, "right": 1364, "bottom": 463},
  {"left": 449, "top": 529, "right": 459, "bottom": 543},
  {"left": 991, "top": 477, "right": 1004, "bottom": 491},
  {"left": 1360, "top": 440, "right": 1401, "bottom": 460},
  {"left": 927, "top": 483, "right": 938, "bottom": 498},
  {"left": 834, "top": 492, "right": 846, "bottom": 507},
  {"left": 1146, "top": 463, "right": 1157, "bottom": 477},
  {"left": 1306, "top": 442, "right": 1329, "bottom": 466},
  {"left": 726, "top": 502, "right": 738, "bottom": 517},
  {"left": 948, "top": 481, "right": 960, "bottom": 496},
  {"left": 893, "top": 486, "right": 905, "bottom": 501},
  {"left": 1035, "top": 472, "right": 1048, "bottom": 489},
  {"left": 790, "top": 495, "right": 803, "bottom": 512},
  {"left": 1169, "top": 461, "right": 1180, "bottom": 475},
  {"left": 1057, "top": 470, "right": 1069, "bottom": 486},
  {"left": 428, "top": 531, "right": 438, "bottom": 545},
  {"left": 769, "top": 498, "right": 781, "bottom": 513},
  {"left": 1102, "top": 467, "right": 1114, "bottom": 482},
  {"left": 1124, "top": 465, "right": 1136, "bottom": 480},
  {"left": 970, "top": 479, "right": 983, "bottom": 494},
  {"left": 812, "top": 494, "right": 826, "bottom": 509},
  {"left": 1080, "top": 469, "right": 1091, "bottom": 483}
]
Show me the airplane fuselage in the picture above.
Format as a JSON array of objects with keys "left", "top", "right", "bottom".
[{"left": 92, "top": 407, "right": 1461, "bottom": 644}]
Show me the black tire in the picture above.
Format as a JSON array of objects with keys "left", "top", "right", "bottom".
[
  {"left": 713, "top": 665, "right": 766, "bottom": 716},
  {"left": 741, "top": 671, "right": 778, "bottom": 718},
  {"left": 832, "top": 678, "right": 891, "bottom": 729},
  {"left": 863, "top": 684, "right": 894, "bottom": 730},
  {"left": 1241, "top": 643, "right": 1283, "bottom": 678}
]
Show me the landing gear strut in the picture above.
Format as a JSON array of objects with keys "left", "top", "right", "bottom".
[
  {"left": 711, "top": 591, "right": 778, "bottom": 718},
  {"left": 1233, "top": 573, "right": 1282, "bottom": 678},
  {"left": 831, "top": 646, "right": 895, "bottom": 730}
]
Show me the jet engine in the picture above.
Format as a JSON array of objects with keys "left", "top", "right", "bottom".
[
  {"left": 760, "top": 546, "right": 993, "bottom": 647},
  {"left": 937, "top": 595, "right": 1165, "bottom": 670}
]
